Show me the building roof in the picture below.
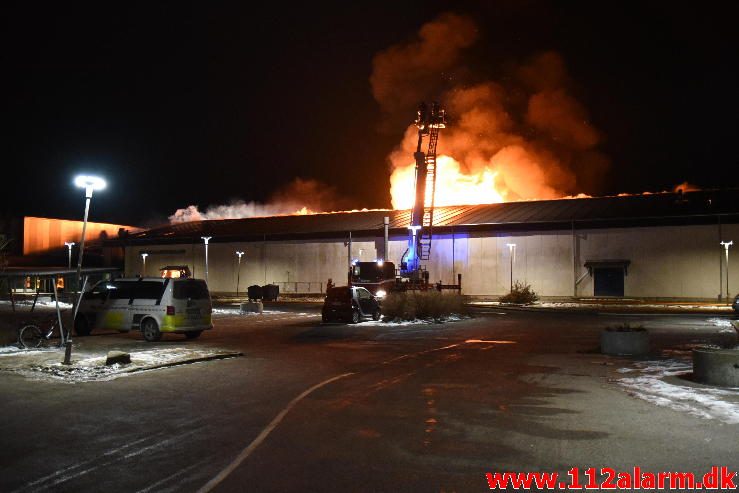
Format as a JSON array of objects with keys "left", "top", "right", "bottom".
[{"left": 116, "top": 189, "right": 739, "bottom": 245}]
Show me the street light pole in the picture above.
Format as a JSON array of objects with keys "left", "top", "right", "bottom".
[
  {"left": 236, "top": 251, "right": 245, "bottom": 296},
  {"left": 73, "top": 175, "right": 106, "bottom": 289},
  {"left": 201, "top": 236, "right": 212, "bottom": 284},
  {"left": 721, "top": 241, "right": 733, "bottom": 302},
  {"left": 141, "top": 252, "right": 148, "bottom": 277},
  {"left": 506, "top": 243, "right": 517, "bottom": 292},
  {"left": 64, "top": 242, "right": 75, "bottom": 269}
]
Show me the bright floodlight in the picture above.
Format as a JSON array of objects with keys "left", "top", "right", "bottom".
[
  {"left": 74, "top": 175, "right": 106, "bottom": 191},
  {"left": 75, "top": 175, "right": 106, "bottom": 198}
]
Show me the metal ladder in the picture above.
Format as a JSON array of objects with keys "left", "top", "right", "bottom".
[{"left": 419, "top": 127, "right": 439, "bottom": 260}]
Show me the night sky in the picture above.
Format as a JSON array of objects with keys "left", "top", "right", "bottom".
[{"left": 2, "top": 1, "right": 736, "bottom": 226}]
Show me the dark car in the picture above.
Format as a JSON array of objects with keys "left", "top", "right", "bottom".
[
  {"left": 322, "top": 286, "right": 382, "bottom": 324},
  {"left": 733, "top": 294, "right": 739, "bottom": 313}
]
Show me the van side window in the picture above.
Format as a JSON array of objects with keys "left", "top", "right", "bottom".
[
  {"left": 108, "top": 282, "right": 135, "bottom": 300},
  {"left": 358, "top": 289, "right": 371, "bottom": 299},
  {"left": 131, "top": 281, "right": 166, "bottom": 300},
  {"left": 173, "top": 280, "right": 209, "bottom": 300}
]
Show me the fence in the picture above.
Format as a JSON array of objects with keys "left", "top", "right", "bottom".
[{"left": 270, "top": 281, "right": 325, "bottom": 294}]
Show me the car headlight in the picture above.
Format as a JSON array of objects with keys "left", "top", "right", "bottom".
[{"left": 376, "top": 290, "right": 386, "bottom": 298}]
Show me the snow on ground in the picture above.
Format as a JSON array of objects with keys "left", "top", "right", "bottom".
[
  {"left": 211, "top": 308, "right": 285, "bottom": 316},
  {"left": 360, "top": 314, "right": 468, "bottom": 327},
  {"left": 617, "top": 358, "right": 739, "bottom": 424},
  {"left": 707, "top": 318, "right": 739, "bottom": 336},
  {"left": 0, "top": 345, "right": 52, "bottom": 356},
  {"left": 0, "top": 299, "right": 73, "bottom": 309},
  {"left": 0, "top": 347, "right": 241, "bottom": 383}
]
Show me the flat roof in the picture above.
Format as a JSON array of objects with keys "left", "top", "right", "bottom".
[{"left": 113, "top": 189, "right": 739, "bottom": 245}]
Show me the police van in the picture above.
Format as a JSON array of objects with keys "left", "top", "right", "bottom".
[{"left": 74, "top": 277, "right": 213, "bottom": 342}]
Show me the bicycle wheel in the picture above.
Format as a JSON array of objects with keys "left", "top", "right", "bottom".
[{"left": 19, "top": 324, "right": 43, "bottom": 349}]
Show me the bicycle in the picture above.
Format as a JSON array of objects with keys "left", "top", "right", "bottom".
[{"left": 18, "top": 314, "right": 66, "bottom": 349}]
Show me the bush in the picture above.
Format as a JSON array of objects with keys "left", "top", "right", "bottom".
[
  {"left": 381, "top": 291, "right": 467, "bottom": 321},
  {"left": 605, "top": 323, "right": 646, "bottom": 332},
  {"left": 499, "top": 281, "right": 539, "bottom": 305}
]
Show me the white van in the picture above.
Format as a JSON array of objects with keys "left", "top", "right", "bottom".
[{"left": 74, "top": 277, "right": 213, "bottom": 342}]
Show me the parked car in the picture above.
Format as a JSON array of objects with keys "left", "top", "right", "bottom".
[
  {"left": 733, "top": 294, "right": 739, "bottom": 313},
  {"left": 322, "top": 286, "right": 381, "bottom": 324},
  {"left": 74, "top": 277, "right": 213, "bottom": 341}
]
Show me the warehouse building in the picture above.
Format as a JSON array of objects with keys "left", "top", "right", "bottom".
[{"left": 114, "top": 190, "right": 739, "bottom": 300}]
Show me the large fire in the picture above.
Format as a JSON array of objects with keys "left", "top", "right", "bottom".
[{"left": 390, "top": 155, "right": 504, "bottom": 209}]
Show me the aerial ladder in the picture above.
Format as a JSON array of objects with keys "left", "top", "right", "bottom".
[{"left": 400, "top": 101, "right": 447, "bottom": 284}]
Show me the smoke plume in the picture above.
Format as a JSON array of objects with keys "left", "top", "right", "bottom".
[
  {"left": 373, "top": 14, "right": 610, "bottom": 206},
  {"left": 169, "top": 178, "right": 346, "bottom": 223}
]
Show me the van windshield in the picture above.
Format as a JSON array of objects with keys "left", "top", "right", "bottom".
[
  {"left": 173, "top": 279, "right": 210, "bottom": 300},
  {"left": 326, "top": 287, "right": 351, "bottom": 302}
]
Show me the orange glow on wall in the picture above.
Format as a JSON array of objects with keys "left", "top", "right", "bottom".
[{"left": 23, "top": 217, "right": 140, "bottom": 255}]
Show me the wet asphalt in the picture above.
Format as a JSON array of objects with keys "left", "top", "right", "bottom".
[{"left": 0, "top": 304, "right": 737, "bottom": 492}]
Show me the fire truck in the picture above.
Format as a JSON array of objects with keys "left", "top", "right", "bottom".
[{"left": 350, "top": 101, "right": 460, "bottom": 295}]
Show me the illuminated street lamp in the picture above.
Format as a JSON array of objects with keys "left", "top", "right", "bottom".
[
  {"left": 201, "top": 236, "right": 212, "bottom": 284},
  {"left": 235, "top": 250, "right": 245, "bottom": 296},
  {"left": 64, "top": 242, "right": 75, "bottom": 269},
  {"left": 74, "top": 175, "right": 106, "bottom": 288},
  {"left": 140, "top": 252, "right": 149, "bottom": 277},
  {"left": 720, "top": 240, "right": 733, "bottom": 302},
  {"left": 506, "top": 243, "right": 517, "bottom": 292}
]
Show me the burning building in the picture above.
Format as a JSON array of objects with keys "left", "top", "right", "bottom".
[{"left": 113, "top": 189, "right": 739, "bottom": 300}]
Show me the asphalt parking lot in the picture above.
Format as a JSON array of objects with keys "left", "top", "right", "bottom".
[{"left": 0, "top": 304, "right": 737, "bottom": 492}]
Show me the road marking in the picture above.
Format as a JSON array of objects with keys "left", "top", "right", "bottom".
[
  {"left": 12, "top": 434, "right": 163, "bottom": 493},
  {"left": 135, "top": 459, "right": 208, "bottom": 493},
  {"left": 465, "top": 339, "right": 516, "bottom": 344},
  {"left": 197, "top": 372, "right": 355, "bottom": 493}
]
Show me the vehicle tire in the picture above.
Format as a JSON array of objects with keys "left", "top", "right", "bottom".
[
  {"left": 19, "top": 324, "right": 43, "bottom": 349},
  {"left": 74, "top": 316, "right": 91, "bottom": 336},
  {"left": 141, "top": 318, "right": 162, "bottom": 342},
  {"left": 184, "top": 331, "right": 202, "bottom": 339},
  {"left": 372, "top": 309, "right": 381, "bottom": 321},
  {"left": 351, "top": 309, "right": 360, "bottom": 324}
]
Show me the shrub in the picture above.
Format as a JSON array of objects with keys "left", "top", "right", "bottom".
[
  {"left": 499, "top": 281, "right": 539, "bottom": 305},
  {"left": 605, "top": 323, "right": 646, "bottom": 332},
  {"left": 381, "top": 291, "right": 467, "bottom": 321}
]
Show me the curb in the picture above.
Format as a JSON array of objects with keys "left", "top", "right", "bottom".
[
  {"left": 115, "top": 351, "right": 244, "bottom": 374},
  {"left": 467, "top": 303, "right": 736, "bottom": 316}
]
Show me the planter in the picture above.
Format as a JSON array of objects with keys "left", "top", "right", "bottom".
[
  {"left": 240, "top": 301, "right": 263, "bottom": 314},
  {"left": 692, "top": 347, "right": 739, "bottom": 387},
  {"left": 600, "top": 329, "right": 649, "bottom": 356}
]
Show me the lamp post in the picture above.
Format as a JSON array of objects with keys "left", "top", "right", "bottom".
[
  {"left": 721, "top": 240, "right": 733, "bottom": 302},
  {"left": 73, "top": 175, "right": 106, "bottom": 289},
  {"left": 140, "top": 252, "right": 148, "bottom": 277},
  {"left": 201, "top": 236, "right": 212, "bottom": 284},
  {"left": 64, "top": 242, "right": 75, "bottom": 269},
  {"left": 506, "top": 243, "right": 517, "bottom": 292},
  {"left": 235, "top": 250, "right": 245, "bottom": 296}
]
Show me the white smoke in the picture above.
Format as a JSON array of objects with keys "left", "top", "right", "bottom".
[
  {"left": 169, "top": 201, "right": 310, "bottom": 223},
  {"left": 168, "top": 178, "right": 347, "bottom": 223}
]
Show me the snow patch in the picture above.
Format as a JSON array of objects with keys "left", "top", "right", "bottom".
[
  {"left": 2, "top": 348, "right": 241, "bottom": 383},
  {"left": 617, "top": 359, "right": 739, "bottom": 424}
]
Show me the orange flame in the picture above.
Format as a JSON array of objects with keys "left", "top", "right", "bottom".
[{"left": 391, "top": 155, "right": 505, "bottom": 209}]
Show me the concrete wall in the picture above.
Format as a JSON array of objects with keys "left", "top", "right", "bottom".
[{"left": 125, "top": 222, "right": 739, "bottom": 299}]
